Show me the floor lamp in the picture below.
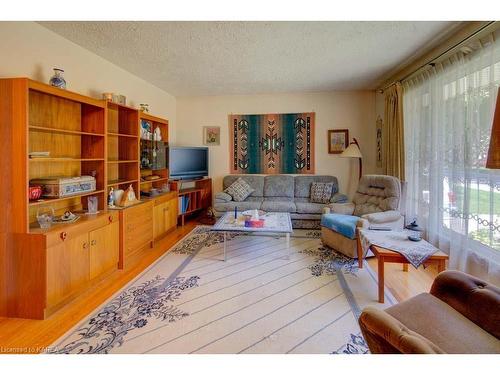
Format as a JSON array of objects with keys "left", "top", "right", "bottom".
[
  {"left": 486, "top": 87, "right": 500, "bottom": 169},
  {"left": 341, "top": 138, "right": 363, "bottom": 180}
]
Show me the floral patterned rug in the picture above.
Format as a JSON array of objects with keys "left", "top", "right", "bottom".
[{"left": 50, "top": 226, "right": 395, "bottom": 354}]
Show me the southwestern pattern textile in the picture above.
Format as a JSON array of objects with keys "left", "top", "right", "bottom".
[{"left": 229, "top": 113, "right": 315, "bottom": 174}]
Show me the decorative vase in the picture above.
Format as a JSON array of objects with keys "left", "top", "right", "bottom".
[{"left": 49, "top": 68, "right": 66, "bottom": 89}]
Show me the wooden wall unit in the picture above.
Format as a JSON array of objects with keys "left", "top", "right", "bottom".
[{"left": 0, "top": 77, "right": 176, "bottom": 319}]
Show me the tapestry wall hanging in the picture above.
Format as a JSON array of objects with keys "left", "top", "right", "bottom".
[{"left": 229, "top": 113, "right": 315, "bottom": 174}]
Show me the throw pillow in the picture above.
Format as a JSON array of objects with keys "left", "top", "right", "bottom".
[
  {"left": 225, "top": 177, "right": 254, "bottom": 202},
  {"left": 310, "top": 182, "right": 334, "bottom": 204}
]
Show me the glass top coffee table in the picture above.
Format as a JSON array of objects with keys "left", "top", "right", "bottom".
[{"left": 211, "top": 211, "right": 293, "bottom": 261}]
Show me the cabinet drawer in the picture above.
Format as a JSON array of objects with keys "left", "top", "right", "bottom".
[
  {"left": 125, "top": 222, "right": 152, "bottom": 252},
  {"left": 123, "top": 202, "right": 153, "bottom": 227}
]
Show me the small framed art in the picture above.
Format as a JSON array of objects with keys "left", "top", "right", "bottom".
[
  {"left": 203, "top": 126, "right": 220, "bottom": 146},
  {"left": 328, "top": 129, "right": 349, "bottom": 154}
]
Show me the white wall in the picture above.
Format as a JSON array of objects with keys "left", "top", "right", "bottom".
[
  {"left": 0, "top": 22, "right": 176, "bottom": 140},
  {"left": 176, "top": 91, "right": 377, "bottom": 197}
]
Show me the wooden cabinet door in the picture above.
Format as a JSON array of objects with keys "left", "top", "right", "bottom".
[
  {"left": 165, "top": 198, "right": 178, "bottom": 232},
  {"left": 153, "top": 202, "right": 166, "bottom": 240},
  {"left": 46, "top": 232, "right": 89, "bottom": 307},
  {"left": 89, "top": 221, "right": 119, "bottom": 280}
]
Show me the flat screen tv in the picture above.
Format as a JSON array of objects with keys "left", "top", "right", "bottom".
[{"left": 169, "top": 146, "right": 209, "bottom": 180}]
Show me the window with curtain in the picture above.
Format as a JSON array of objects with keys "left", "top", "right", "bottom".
[{"left": 403, "top": 33, "right": 500, "bottom": 284}]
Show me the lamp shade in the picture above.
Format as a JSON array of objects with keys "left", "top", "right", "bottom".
[
  {"left": 340, "top": 143, "right": 362, "bottom": 159},
  {"left": 486, "top": 87, "right": 500, "bottom": 169}
]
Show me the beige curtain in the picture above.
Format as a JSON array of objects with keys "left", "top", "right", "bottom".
[{"left": 383, "top": 82, "right": 405, "bottom": 180}]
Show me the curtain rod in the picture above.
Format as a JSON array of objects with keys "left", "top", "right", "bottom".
[{"left": 379, "top": 21, "right": 497, "bottom": 92}]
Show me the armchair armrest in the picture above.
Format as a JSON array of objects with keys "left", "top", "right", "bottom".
[
  {"left": 430, "top": 270, "right": 500, "bottom": 339},
  {"left": 323, "top": 202, "right": 355, "bottom": 215},
  {"left": 361, "top": 210, "right": 403, "bottom": 224},
  {"left": 359, "top": 307, "right": 444, "bottom": 354},
  {"left": 215, "top": 192, "right": 233, "bottom": 203}
]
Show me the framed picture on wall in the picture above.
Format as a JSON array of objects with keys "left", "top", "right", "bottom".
[
  {"left": 203, "top": 126, "right": 220, "bottom": 146},
  {"left": 328, "top": 129, "right": 349, "bottom": 154}
]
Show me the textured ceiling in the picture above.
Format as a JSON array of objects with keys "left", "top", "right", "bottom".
[{"left": 39, "top": 21, "right": 455, "bottom": 96}]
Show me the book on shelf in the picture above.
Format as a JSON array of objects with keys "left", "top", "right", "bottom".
[{"left": 177, "top": 196, "right": 190, "bottom": 214}]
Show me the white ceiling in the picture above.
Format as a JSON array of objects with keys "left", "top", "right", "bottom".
[{"left": 40, "top": 21, "right": 455, "bottom": 96}]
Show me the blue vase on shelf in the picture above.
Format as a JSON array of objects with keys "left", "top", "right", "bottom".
[{"left": 49, "top": 68, "right": 66, "bottom": 89}]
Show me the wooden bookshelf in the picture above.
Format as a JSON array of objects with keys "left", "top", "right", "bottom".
[
  {"left": 0, "top": 77, "right": 176, "bottom": 319},
  {"left": 170, "top": 178, "right": 212, "bottom": 226},
  {"left": 26, "top": 84, "right": 107, "bottom": 226},
  {"left": 106, "top": 101, "right": 140, "bottom": 196}
]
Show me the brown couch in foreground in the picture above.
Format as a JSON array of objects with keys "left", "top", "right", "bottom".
[{"left": 359, "top": 270, "right": 500, "bottom": 353}]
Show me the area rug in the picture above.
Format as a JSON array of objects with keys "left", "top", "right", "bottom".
[{"left": 50, "top": 226, "right": 395, "bottom": 354}]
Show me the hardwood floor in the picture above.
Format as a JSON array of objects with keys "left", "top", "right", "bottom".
[{"left": 0, "top": 221, "right": 437, "bottom": 354}]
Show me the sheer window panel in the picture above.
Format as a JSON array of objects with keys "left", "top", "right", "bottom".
[{"left": 403, "top": 31, "right": 500, "bottom": 284}]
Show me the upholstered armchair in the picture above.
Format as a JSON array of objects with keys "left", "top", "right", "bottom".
[
  {"left": 359, "top": 270, "right": 500, "bottom": 353},
  {"left": 321, "top": 175, "right": 405, "bottom": 259}
]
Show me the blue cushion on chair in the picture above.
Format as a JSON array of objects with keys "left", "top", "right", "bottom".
[{"left": 321, "top": 214, "right": 360, "bottom": 240}]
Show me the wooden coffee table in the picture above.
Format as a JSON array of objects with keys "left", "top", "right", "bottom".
[{"left": 356, "top": 233, "right": 449, "bottom": 303}]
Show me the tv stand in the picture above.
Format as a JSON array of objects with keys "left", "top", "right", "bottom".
[{"left": 170, "top": 177, "right": 212, "bottom": 226}]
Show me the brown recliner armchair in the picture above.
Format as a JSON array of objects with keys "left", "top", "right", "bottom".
[{"left": 359, "top": 270, "right": 500, "bottom": 353}]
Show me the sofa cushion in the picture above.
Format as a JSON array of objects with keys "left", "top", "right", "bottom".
[
  {"left": 223, "top": 175, "right": 264, "bottom": 197},
  {"left": 215, "top": 192, "right": 232, "bottom": 202},
  {"left": 320, "top": 213, "right": 360, "bottom": 240},
  {"left": 261, "top": 197, "right": 297, "bottom": 213},
  {"left": 225, "top": 177, "right": 254, "bottom": 202},
  {"left": 214, "top": 199, "right": 263, "bottom": 212},
  {"left": 310, "top": 182, "right": 334, "bottom": 204},
  {"left": 264, "top": 175, "right": 294, "bottom": 197},
  {"left": 295, "top": 201, "right": 327, "bottom": 214},
  {"left": 386, "top": 293, "right": 500, "bottom": 354},
  {"left": 294, "top": 175, "right": 339, "bottom": 198}
]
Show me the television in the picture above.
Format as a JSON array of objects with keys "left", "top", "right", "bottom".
[{"left": 169, "top": 146, "right": 209, "bottom": 180}]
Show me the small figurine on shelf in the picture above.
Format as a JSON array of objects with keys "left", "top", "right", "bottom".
[
  {"left": 108, "top": 187, "right": 115, "bottom": 208},
  {"left": 119, "top": 185, "right": 139, "bottom": 207},
  {"left": 154, "top": 126, "right": 162, "bottom": 141},
  {"left": 139, "top": 103, "right": 150, "bottom": 113},
  {"left": 49, "top": 68, "right": 67, "bottom": 89}
]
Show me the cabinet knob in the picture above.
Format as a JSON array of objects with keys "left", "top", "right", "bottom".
[
  {"left": 108, "top": 215, "right": 113, "bottom": 223},
  {"left": 60, "top": 232, "right": 67, "bottom": 241},
  {"left": 91, "top": 239, "right": 97, "bottom": 246},
  {"left": 83, "top": 242, "right": 89, "bottom": 249}
]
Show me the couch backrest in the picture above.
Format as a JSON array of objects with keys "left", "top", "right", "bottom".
[
  {"left": 223, "top": 175, "right": 265, "bottom": 197},
  {"left": 294, "top": 175, "right": 339, "bottom": 198},
  {"left": 353, "top": 175, "right": 401, "bottom": 216},
  {"left": 263, "top": 175, "right": 295, "bottom": 197}
]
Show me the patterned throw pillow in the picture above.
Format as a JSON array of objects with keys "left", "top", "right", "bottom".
[
  {"left": 310, "top": 182, "right": 334, "bottom": 204},
  {"left": 225, "top": 177, "right": 255, "bottom": 202}
]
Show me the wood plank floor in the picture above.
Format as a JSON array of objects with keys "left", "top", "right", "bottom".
[{"left": 0, "top": 221, "right": 437, "bottom": 354}]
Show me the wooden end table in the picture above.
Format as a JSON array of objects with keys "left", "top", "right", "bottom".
[{"left": 356, "top": 234, "right": 449, "bottom": 303}]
